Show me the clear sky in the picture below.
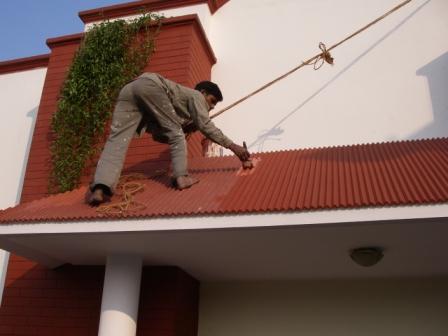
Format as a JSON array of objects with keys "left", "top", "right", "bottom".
[{"left": 0, "top": 0, "right": 128, "bottom": 62}]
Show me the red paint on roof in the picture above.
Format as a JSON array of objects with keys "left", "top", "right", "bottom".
[{"left": 1, "top": 138, "right": 447, "bottom": 223}]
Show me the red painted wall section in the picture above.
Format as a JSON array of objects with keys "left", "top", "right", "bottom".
[
  {"left": 0, "top": 255, "right": 103, "bottom": 336},
  {"left": 0, "top": 257, "right": 199, "bottom": 336},
  {"left": 20, "top": 36, "right": 81, "bottom": 204},
  {"left": 20, "top": 15, "right": 216, "bottom": 203},
  {"left": 211, "top": 0, "right": 230, "bottom": 12},
  {"left": 0, "top": 55, "right": 49, "bottom": 75},
  {"left": 137, "top": 267, "right": 199, "bottom": 336}
]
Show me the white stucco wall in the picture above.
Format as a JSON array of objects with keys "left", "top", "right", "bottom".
[
  {"left": 0, "top": 252, "right": 8, "bottom": 305},
  {"left": 0, "top": 67, "right": 47, "bottom": 303},
  {"left": 84, "top": 1, "right": 448, "bottom": 151},
  {"left": 208, "top": 0, "right": 448, "bottom": 151},
  {"left": 199, "top": 279, "right": 448, "bottom": 336},
  {"left": 0, "top": 68, "right": 46, "bottom": 209}
]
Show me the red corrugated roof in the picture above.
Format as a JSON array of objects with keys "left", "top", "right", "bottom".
[{"left": 1, "top": 138, "right": 448, "bottom": 223}]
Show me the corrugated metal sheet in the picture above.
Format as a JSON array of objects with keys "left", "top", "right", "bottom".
[{"left": 1, "top": 138, "right": 447, "bottom": 223}]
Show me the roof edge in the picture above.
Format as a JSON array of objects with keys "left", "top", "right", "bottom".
[
  {"left": 208, "top": 0, "right": 230, "bottom": 14},
  {"left": 45, "top": 15, "right": 215, "bottom": 63},
  {"left": 79, "top": 0, "right": 224, "bottom": 24},
  {"left": 0, "top": 203, "right": 447, "bottom": 235},
  {"left": 0, "top": 54, "right": 50, "bottom": 75},
  {"left": 46, "top": 33, "right": 84, "bottom": 49}
]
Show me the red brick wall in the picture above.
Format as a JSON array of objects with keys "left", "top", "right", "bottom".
[
  {"left": 20, "top": 15, "right": 216, "bottom": 203},
  {"left": 20, "top": 37, "right": 81, "bottom": 203},
  {"left": 0, "top": 258, "right": 199, "bottom": 336},
  {"left": 0, "top": 255, "right": 103, "bottom": 336},
  {"left": 212, "top": 0, "right": 230, "bottom": 12},
  {"left": 137, "top": 267, "right": 199, "bottom": 336},
  {"left": 0, "top": 55, "right": 49, "bottom": 75}
]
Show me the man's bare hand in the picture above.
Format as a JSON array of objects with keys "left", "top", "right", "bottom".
[{"left": 229, "top": 143, "right": 250, "bottom": 162}]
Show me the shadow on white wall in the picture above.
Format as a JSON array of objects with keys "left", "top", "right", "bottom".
[
  {"left": 248, "top": 0, "right": 432, "bottom": 151},
  {"left": 15, "top": 106, "right": 39, "bottom": 204},
  {"left": 414, "top": 51, "right": 448, "bottom": 139}
]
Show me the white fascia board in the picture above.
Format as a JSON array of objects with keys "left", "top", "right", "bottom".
[{"left": 0, "top": 203, "right": 447, "bottom": 236}]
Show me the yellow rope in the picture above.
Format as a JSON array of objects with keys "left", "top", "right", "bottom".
[
  {"left": 210, "top": 0, "right": 413, "bottom": 120},
  {"left": 96, "top": 171, "right": 165, "bottom": 216}
]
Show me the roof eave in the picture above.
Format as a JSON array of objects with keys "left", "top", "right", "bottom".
[{"left": 1, "top": 202, "right": 447, "bottom": 236}]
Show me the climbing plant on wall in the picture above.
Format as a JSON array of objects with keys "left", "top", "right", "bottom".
[{"left": 50, "top": 13, "right": 162, "bottom": 193}]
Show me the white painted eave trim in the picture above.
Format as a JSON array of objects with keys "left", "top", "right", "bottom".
[{"left": 1, "top": 203, "right": 447, "bottom": 236}]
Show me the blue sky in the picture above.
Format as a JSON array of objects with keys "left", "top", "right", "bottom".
[{"left": 0, "top": 0, "right": 127, "bottom": 62}]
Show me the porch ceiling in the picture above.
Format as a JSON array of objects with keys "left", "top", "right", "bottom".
[{"left": 1, "top": 216, "right": 447, "bottom": 281}]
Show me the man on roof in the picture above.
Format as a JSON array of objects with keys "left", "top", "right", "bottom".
[{"left": 88, "top": 72, "right": 250, "bottom": 206}]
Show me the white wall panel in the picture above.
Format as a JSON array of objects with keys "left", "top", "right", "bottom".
[
  {"left": 0, "top": 67, "right": 46, "bottom": 304},
  {"left": 199, "top": 279, "right": 448, "bottom": 336},
  {"left": 208, "top": 0, "right": 448, "bottom": 151}
]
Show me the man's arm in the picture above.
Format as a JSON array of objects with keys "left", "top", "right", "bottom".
[
  {"left": 228, "top": 143, "right": 250, "bottom": 161},
  {"left": 188, "top": 94, "right": 232, "bottom": 147},
  {"left": 188, "top": 93, "right": 250, "bottom": 161}
]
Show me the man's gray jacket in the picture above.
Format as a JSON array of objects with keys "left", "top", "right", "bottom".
[
  {"left": 136, "top": 72, "right": 232, "bottom": 147},
  {"left": 92, "top": 72, "right": 233, "bottom": 192}
]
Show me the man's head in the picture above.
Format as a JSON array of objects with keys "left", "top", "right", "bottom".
[{"left": 195, "top": 81, "right": 223, "bottom": 111}]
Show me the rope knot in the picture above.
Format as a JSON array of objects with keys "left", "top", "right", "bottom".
[{"left": 314, "top": 42, "right": 334, "bottom": 70}]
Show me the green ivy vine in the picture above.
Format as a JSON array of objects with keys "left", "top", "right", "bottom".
[{"left": 50, "top": 13, "right": 162, "bottom": 193}]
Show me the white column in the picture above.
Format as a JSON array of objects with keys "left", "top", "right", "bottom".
[
  {"left": 0, "top": 250, "right": 10, "bottom": 306},
  {"left": 98, "top": 255, "right": 143, "bottom": 336}
]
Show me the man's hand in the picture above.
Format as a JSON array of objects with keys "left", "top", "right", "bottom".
[{"left": 229, "top": 143, "right": 250, "bottom": 162}]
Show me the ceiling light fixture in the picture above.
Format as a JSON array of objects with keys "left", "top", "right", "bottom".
[{"left": 350, "top": 247, "right": 384, "bottom": 267}]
